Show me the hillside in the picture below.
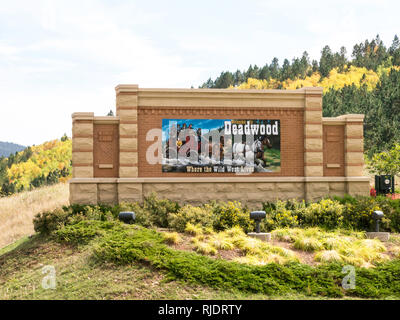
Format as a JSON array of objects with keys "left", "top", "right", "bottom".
[
  {"left": 2, "top": 195, "right": 400, "bottom": 300},
  {"left": 0, "top": 236, "right": 299, "bottom": 300},
  {"left": 0, "top": 142, "right": 25, "bottom": 158},
  {"left": 0, "top": 183, "right": 69, "bottom": 248},
  {"left": 0, "top": 137, "right": 72, "bottom": 197},
  {"left": 201, "top": 35, "right": 400, "bottom": 156}
]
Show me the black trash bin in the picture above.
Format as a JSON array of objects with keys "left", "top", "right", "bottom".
[{"left": 375, "top": 175, "right": 394, "bottom": 195}]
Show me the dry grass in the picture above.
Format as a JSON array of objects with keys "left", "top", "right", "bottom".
[{"left": 0, "top": 183, "right": 69, "bottom": 248}]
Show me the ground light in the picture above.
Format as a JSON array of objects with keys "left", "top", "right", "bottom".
[
  {"left": 118, "top": 211, "right": 136, "bottom": 224},
  {"left": 366, "top": 210, "right": 390, "bottom": 241},
  {"left": 248, "top": 211, "right": 271, "bottom": 241},
  {"left": 372, "top": 210, "right": 384, "bottom": 232}
]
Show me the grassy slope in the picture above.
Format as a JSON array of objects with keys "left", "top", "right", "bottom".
[
  {"left": 0, "top": 183, "right": 69, "bottom": 248},
  {"left": 0, "top": 235, "right": 327, "bottom": 300}
]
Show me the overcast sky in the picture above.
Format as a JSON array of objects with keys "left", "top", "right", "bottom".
[{"left": 1, "top": 0, "right": 399, "bottom": 146}]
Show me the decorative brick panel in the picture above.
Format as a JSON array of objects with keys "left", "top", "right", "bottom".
[{"left": 323, "top": 125, "right": 345, "bottom": 177}]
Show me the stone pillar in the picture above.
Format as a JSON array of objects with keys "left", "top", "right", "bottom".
[
  {"left": 343, "top": 114, "right": 369, "bottom": 195},
  {"left": 71, "top": 112, "right": 97, "bottom": 204},
  {"left": 72, "top": 112, "right": 94, "bottom": 178},
  {"left": 303, "top": 87, "right": 325, "bottom": 201},
  {"left": 116, "top": 85, "right": 139, "bottom": 178},
  {"left": 344, "top": 114, "right": 365, "bottom": 177}
]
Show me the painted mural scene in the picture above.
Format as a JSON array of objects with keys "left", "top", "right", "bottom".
[
  {"left": 161, "top": 119, "right": 281, "bottom": 173},
  {"left": 2, "top": 1, "right": 400, "bottom": 305}
]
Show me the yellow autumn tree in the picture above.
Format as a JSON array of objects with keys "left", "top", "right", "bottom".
[
  {"left": 7, "top": 139, "right": 72, "bottom": 190},
  {"left": 235, "top": 65, "right": 400, "bottom": 93}
]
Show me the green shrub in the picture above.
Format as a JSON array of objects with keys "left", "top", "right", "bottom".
[
  {"left": 375, "top": 197, "right": 400, "bottom": 232},
  {"left": 54, "top": 220, "right": 118, "bottom": 245},
  {"left": 33, "top": 204, "right": 115, "bottom": 234},
  {"left": 302, "top": 199, "right": 344, "bottom": 229},
  {"left": 261, "top": 200, "right": 303, "bottom": 231},
  {"left": 342, "top": 197, "right": 385, "bottom": 231},
  {"left": 168, "top": 204, "right": 215, "bottom": 232},
  {"left": 33, "top": 208, "right": 71, "bottom": 234},
  {"left": 142, "top": 193, "right": 180, "bottom": 228},
  {"left": 332, "top": 195, "right": 400, "bottom": 232},
  {"left": 118, "top": 202, "right": 153, "bottom": 227},
  {"left": 212, "top": 201, "right": 254, "bottom": 233}
]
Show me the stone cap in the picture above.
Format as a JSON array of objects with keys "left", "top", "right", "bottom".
[
  {"left": 115, "top": 84, "right": 139, "bottom": 94},
  {"left": 69, "top": 176, "right": 371, "bottom": 184},
  {"left": 72, "top": 112, "right": 94, "bottom": 120},
  {"left": 323, "top": 114, "right": 365, "bottom": 124},
  {"left": 115, "top": 84, "right": 323, "bottom": 96}
]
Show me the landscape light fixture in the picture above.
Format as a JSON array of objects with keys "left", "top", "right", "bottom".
[
  {"left": 118, "top": 211, "right": 136, "bottom": 224},
  {"left": 372, "top": 210, "right": 384, "bottom": 232},
  {"left": 250, "top": 211, "right": 266, "bottom": 233}
]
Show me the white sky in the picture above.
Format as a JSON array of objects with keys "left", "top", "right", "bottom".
[{"left": 1, "top": 0, "right": 399, "bottom": 146}]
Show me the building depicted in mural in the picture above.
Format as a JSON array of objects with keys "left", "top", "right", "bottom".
[{"left": 69, "top": 85, "right": 369, "bottom": 207}]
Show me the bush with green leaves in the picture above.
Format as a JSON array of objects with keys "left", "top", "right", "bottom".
[
  {"left": 33, "top": 204, "right": 116, "bottom": 234},
  {"left": 33, "top": 208, "right": 72, "bottom": 235},
  {"left": 168, "top": 204, "right": 215, "bottom": 232},
  {"left": 333, "top": 194, "right": 400, "bottom": 232},
  {"left": 261, "top": 199, "right": 304, "bottom": 231},
  {"left": 117, "top": 202, "right": 153, "bottom": 228},
  {"left": 366, "top": 143, "right": 400, "bottom": 176},
  {"left": 211, "top": 201, "right": 254, "bottom": 233},
  {"left": 142, "top": 193, "right": 180, "bottom": 228},
  {"left": 54, "top": 220, "right": 119, "bottom": 245},
  {"left": 302, "top": 199, "right": 345, "bottom": 229}
]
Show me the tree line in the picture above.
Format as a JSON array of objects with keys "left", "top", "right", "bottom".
[
  {"left": 200, "top": 35, "right": 400, "bottom": 156},
  {"left": 200, "top": 35, "right": 400, "bottom": 89},
  {"left": 0, "top": 135, "right": 72, "bottom": 197}
]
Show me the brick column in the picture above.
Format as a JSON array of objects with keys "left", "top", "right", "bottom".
[
  {"left": 303, "top": 87, "right": 326, "bottom": 201},
  {"left": 72, "top": 112, "right": 94, "bottom": 178},
  {"left": 344, "top": 114, "right": 364, "bottom": 177},
  {"left": 116, "top": 85, "right": 139, "bottom": 178}
]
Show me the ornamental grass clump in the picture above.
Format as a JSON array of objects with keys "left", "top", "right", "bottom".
[
  {"left": 188, "top": 227, "right": 299, "bottom": 265},
  {"left": 162, "top": 232, "right": 182, "bottom": 245},
  {"left": 314, "top": 250, "right": 344, "bottom": 263},
  {"left": 294, "top": 237, "right": 324, "bottom": 252},
  {"left": 335, "top": 238, "right": 389, "bottom": 267},
  {"left": 232, "top": 236, "right": 261, "bottom": 254},
  {"left": 184, "top": 223, "right": 204, "bottom": 236},
  {"left": 271, "top": 228, "right": 302, "bottom": 242},
  {"left": 211, "top": 234, "right": 235, "bottom": 250},
  {"left": 390, "top": 246, "right": 400, "bottom": 258},
  {"left": 322, "top": 237, "right": 352, "bottom": 250},
  {"left": 234, "top": 253, "right": 287, "bottom": 266},
  {"left": 193, "top": 241, "right": 217, "bottom": 256}
]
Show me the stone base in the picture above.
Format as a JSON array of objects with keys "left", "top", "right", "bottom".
[
  {"left": 248, "top": 233, "right": 271, "bottom": 242},
  {"left": 366, "top": 232, "right": 390, "bottom": 242},
  {"left": 69, "top": 177, "right": 370, "bottom": 207}
]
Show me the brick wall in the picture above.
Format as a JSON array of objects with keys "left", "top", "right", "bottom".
[{"left": 138, "top": 108, "right": 304, "bottom": 177}]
